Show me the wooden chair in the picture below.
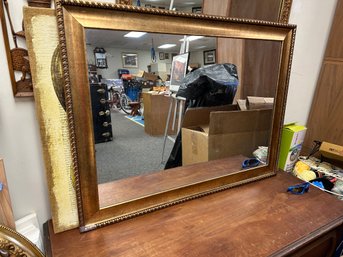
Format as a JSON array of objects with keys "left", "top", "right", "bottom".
[
  {"left": 128, "top": 91, "right": 142, "bottom": 116},
  {"left": 128, "top": 101, "right": 141, "bottom": 116}
]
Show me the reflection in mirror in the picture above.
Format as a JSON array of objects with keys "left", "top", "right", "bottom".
[
  {"left": 138, "top": 0, "right": 203, "bottom": 13},
  {"left": 84, "top": 29, "right": 281, "bottom": 208}
]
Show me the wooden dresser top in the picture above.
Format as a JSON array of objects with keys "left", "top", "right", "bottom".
[{"left": 45, "top": 172, "right": 343, "bottom": 257}]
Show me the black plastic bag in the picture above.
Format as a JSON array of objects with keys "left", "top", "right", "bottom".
[
  {"left": 176, "top": 63, "right": 238, "bottom": 106},
  {"left": 165, "top": 63, "right": 239, "bottom": 169}
]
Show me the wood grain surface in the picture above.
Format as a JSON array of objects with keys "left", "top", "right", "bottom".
[
  {"left": 304, "top": 0, "right": 343, "bottom": 149},
  {"left": 202, "top": 0, "right": 231, "bottom": 16},
  {"left": 98, "top": 155, "right": 246, "bottom": 207},
  {"left": 304, "top": 63, "right": 343, "bottom": 147},
  {"left": 46, "top": 171, "right": 343, "bottom": 257},
  {"left": 0, "top": 159, "right": 15, "bottom": 229},
  {"left": 242, "top": 40, "right": 282, "bottom": 98},
  {"left": 203, "top": 0, "right": 285, "bottom": 101},
  {"left": 325, "top": 0, "right": 343, "bottom": 60},
  {"left": 229, "top": 0, "right": 281, "bottom": 21}
]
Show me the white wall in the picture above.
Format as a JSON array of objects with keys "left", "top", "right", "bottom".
[
  {"left": 284, "top": 0, "right": 337, "bottom": 124},
  {"left": 87, "top": 44, "right": 206, "bottom": 79},
  {"left": 189, "top": 50, "right": 205, "bottom": 67},
  {"left": 0, "top": 0, "right": 337, "bottom": 233},
  {"left": 0, "top": 0, "right": 50, "bottom": 232},
  {"left": 86, "top": 45, "right": 174, "bottom": 79}
]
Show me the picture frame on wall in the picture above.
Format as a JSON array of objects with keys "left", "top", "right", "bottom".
[
  {"left": 94, "top": 47, "right": 108, "bottom": 69},
  {"left": 159, "top": 52, "right": 165, "bottom": 60},
  {"left": 203, "top": 49, "right": 216, "bottom": 65},
  {"left": 122, "top": 52, "right": 138, "bottom": 68}
]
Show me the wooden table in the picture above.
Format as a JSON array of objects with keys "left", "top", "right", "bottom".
[
  {"left": 44, "top": 172, "right": 343, "bottom": 257},
  {"left": 142, "top": 92, "right": 176, "bottom": 136}
]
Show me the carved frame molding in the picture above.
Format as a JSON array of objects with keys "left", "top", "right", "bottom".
[
  {"left": 0, "top": 225, "right": 44, "bottom": 257},
  {"left": 279, "top": 0, "right": 293, "bottom": 24},
  {"left": 54, "top": 0, "right": 296, "bottom": 232}
]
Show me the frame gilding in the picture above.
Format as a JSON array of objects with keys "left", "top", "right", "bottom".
[{"left": 55, "top": 0, "right": 296, "bottom": 232}]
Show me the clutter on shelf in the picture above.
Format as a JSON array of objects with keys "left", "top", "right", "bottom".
[
  {"left": 253, "top": 146, "right": 269, "bottom": 164},
  {"left": 292, "top": 156, "right": 343, "bottom": 200}
]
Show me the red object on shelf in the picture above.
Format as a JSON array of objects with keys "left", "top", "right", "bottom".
[{"left": 121, "top": 74, "right": 133, "bottom": 80}]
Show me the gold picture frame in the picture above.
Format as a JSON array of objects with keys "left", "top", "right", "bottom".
[
  {"left": 121, "top": 52, "right": 138, "bottom": 68},
  {"left": 55, "top": 0, "right": 296, "bottom": 232}
]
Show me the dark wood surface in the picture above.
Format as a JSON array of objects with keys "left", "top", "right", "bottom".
[
  {"left": 304, "top": 0, "right": 343, "bottom": 149},
  {"left": 46, "top": 171, "right": 343, "bottom": 257},
  {"left": 203, "top": 0, "right": 286, "bottom": 101},
  {"left": 98, "top": 155, "right": 246, "bottom": 208},
  {"left": 325, "top": 0, "right": 343, "bottom": 60}
]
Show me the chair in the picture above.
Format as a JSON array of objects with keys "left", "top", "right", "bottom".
[{"left": 128, "top": 101, "right": 141, "bottom": 116}]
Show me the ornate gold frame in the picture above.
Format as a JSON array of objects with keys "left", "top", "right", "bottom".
[
  {"left": 0, "top": 225, "right": 45, "bottom": 257},
  {"left": 279, "top": 0, "right": 293, "bottom": 24},
  {"left": 55, "top": 0, "right": 296, "bottom": 232}
]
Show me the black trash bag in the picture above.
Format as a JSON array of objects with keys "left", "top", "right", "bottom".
[
  {"left": 165, "top": 63, "right": 239, "bottom": 170},
  {"left": 176, "top": 63, "right": 238, "bottom": 106}
]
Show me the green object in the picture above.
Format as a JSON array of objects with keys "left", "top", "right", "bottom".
[{"left": 278, "top": 123, "right": 307, "bottom": 172}]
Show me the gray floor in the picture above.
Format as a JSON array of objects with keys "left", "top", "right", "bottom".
[{"left": 96, "top": 110, "right": 174, "bottom": 184}]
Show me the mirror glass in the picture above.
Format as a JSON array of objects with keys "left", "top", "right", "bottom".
[
  {"left": 145, "top": 1, "right": 202, "bottom": 13},
  {"left": 84, "top": 29, "right": 281, "bottom": 208}
]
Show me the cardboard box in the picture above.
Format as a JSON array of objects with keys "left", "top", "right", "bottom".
[
  {"left": 319, "top": 142, "right": 343, "bottom": 162},
  {"left": 247, "top": 96, "right": 274, "bottom": 110},
  {"left": 182, "top": 105, "right": 273, "bottom": 166},
  {"left": 278, "top": 123, "right": 307, "bottom": 172},
  {"left": 135, "top": 70, "right": 158, "bottom": 81},
  {"left": 237, "top": 97, "right": 274, "bottom": 111}
]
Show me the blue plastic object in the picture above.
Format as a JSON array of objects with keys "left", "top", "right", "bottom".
[
  {"left": 287, "top": 182, "right": 310, "bottom": 195},
  {"left": 125, "top": 87, "right": 140, "bottom": 102},
  {"left": 0, "top": 182, "right": 3, "bottom": 192},
  {"left": 118, "top": 69, "right": 130, "bottom": 78},
  {"left": 242, "top": 158, "right": 260, "bottom": 169},
  {"left": 311, "top": 181, "right": 324, "bottom": 189}
]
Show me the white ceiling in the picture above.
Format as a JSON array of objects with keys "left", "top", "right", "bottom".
[
  {"left": 85, "top": 0, "right": 208, "bottom": 52},
  {"left": 85, "top": 29, "right": 216, "bottom": 52}
]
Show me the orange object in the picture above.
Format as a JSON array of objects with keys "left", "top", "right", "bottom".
[{"left": 121, "top": 74, "right": 133, "bottom": 80}]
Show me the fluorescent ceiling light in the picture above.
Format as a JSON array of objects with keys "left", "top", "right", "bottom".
[
  {"left": 180, "top": 36, "right": 204, "bottom": 42},
  {"left": 124, "top": 31, "right": 147, "bottom": 38},
  {"left": 158, "top": 44, "right": 177, "bottom": 49}
]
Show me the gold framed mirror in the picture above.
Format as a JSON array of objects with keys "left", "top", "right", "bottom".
[{"left": 55, "top": 0, "right": 295, "bottom": 232}]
